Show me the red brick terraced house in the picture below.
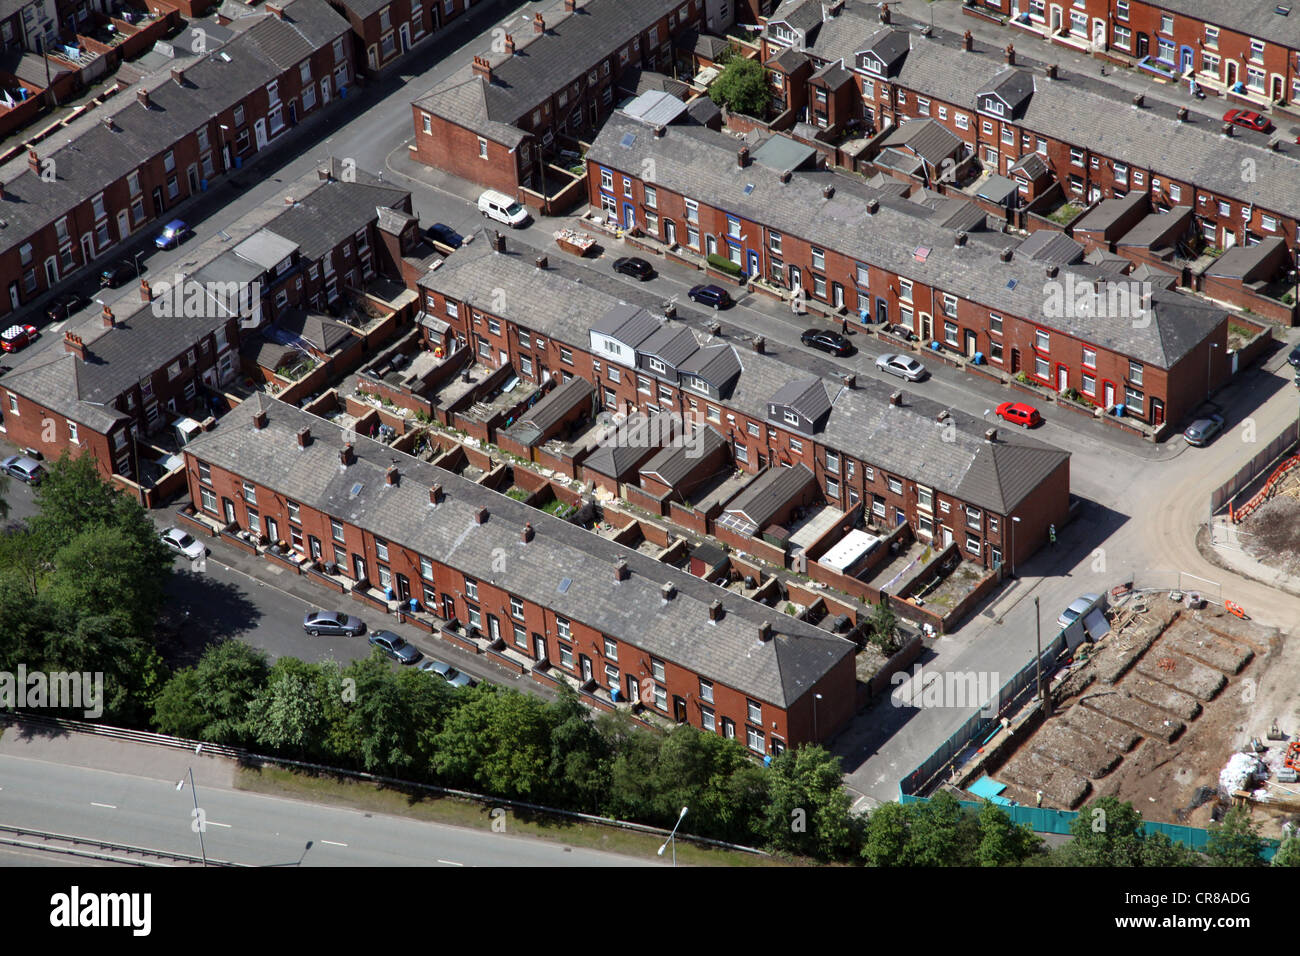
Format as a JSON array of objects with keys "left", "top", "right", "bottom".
[
  {"left": 408, "top": 0, "right": 706, "bottom": 204},
  {"left": 974, "top": 0, "right": 1300, "bottom": 108},
  {"left": 759, "top": 3, "right": 1300, "bottom": 281},
  {"left": 418, "top": 238, "right": 1073, "bottom": 570},
  {"left": 587, "top": 109, "right": 1230, "bottom": 429},
  {"left": 182, "top": 394, "right": 860, "bottom": 751},
  {"left": 325, "top": 0, "right": 474, "bottom": 75},
  {"left": 0, "top": 0, "right": 354, "bottom": 321}
]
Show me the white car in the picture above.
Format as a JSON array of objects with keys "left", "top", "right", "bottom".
[
  {"left": 160, "top": 527, "right": 206, "bottom": 561},
  {"left": 875, "top": 353, "right": 928, "bottom": 382}
]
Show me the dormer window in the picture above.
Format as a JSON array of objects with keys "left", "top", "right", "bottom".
[{"left": 783, "top": 409, "right": 800, "bottom": 426}]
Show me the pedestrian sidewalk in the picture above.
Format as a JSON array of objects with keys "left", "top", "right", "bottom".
[{"left": 1205, "top": 516, "right": 1300, "bottom": 599}]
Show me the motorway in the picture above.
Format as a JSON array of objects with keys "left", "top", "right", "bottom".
[
  {"left": 1, "top": 0, "right": 1299, "bottom": 824},
  {"left": 0, "top": 742, "right": 649, "bottom": 866}
]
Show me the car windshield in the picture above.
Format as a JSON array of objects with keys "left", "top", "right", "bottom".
[
  {"left": 335, "top": 613, "right": 349, "bottom": 625},
  {"left": 391, "top": 636, "right": 407, "bottom": 648},
  {"left": 178, "top": 533, "right": 195, "bottom": 547},
  {"left": 444, "top": 668, "right": 460, "bottom": 680},
  {"left": 506, "top": 203, "right": 524, "bottom": 217},
  {"left": 1063, "top": 608, "right": 1081, "bottom": 622}
]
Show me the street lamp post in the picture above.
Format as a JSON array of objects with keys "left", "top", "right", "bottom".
[
  {"left": 1207, "top": 341, "right": 1218, "bottom": 396},
  {"left": 186, "top": 766, "right": 207, "bottom": 866},
  {"left": 813, "top": 692, "right": 823, "bottom": 742},
  {"left": 1009, "top": 516, "right": 1021, "bottom": 578},
  {"left": 134, "top": 250, "right": 145, "bottom": 278},
  {"left": 1033, "top": 595, "right": 1043, "bottom": 709},
  {"left": 658, "top": 806, "right": 688, "bottom": 867}
]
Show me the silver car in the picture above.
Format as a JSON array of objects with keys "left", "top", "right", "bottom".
[
  {"left": 160, "top": 527, "right": 206, "bottom": 561},
  {"left": 1, "top": 455, "right": 45, "bottom": 484},
  {"left": 1057, "top": 593, "right": 1102, "bottom": 629},
  {"left": 1183, "top": 415, "right": 1224, "bottom": 447},
  {"left": 303, "top": 610, "right": 366, "bottom": 636},
  {"left": 419, "top": 659, "right": 475, "bottom": 688},
  {"left": 875, "top": 353, "right": 928, "bottom": 382}
]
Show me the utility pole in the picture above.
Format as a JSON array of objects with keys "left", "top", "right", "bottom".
[
  {"left": 187, "top": 766, "right": 207, "bottom": 866},
  {"left": 1034, "top": 595, "right": 1043, "bottom": 710}
]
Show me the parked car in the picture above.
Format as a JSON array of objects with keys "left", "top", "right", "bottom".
[
  {"left": 159, "top": 527, "right": 206, "bottom": 561},
  {"left": 996, "top": 401, "right": 1042, "bottom": 428},
  {"left": 100, "top": 258, "right": 141, "bottom": 288},
  {"left": 1287, "top": 343, "right": 1300, "bottom": 367},
  {"left": 875, "top": 353, "right": 928, "bottom": 381},
  {"left": 155, "top": 219, "right": 190, "bottom": 249},
  {"left": 687, "top": 284, "right": 732, "bottom": 309},
  {"left": 426, "top": 223, "right": 464, "bottom": 248},
  {"left": 369, "top": 629, "right": 423, "bottom": 665},
  {"left": 47, "top": 291, "right": 90, "bottom": 323},
  {"left": 612, "top": 256, "right": 655, "bottom": 281},
  {"left": 1183, "top": 414, "right": 1225, "bottom": 446},
  {"left": 800, "top": 328, "right": 852, "bottom": 356},
  {"left": 1, "top": 454, "right": 45, "bottom": 485},
  {"left": 1057, "top": 593, "right": 1102, "bottom": 630},
  {"left": 883, "top": 323, "right": 918, "bottom": 343},
  {"left": 302, "top": 610, "right": 366, "bottom": 636},
  {"left": 477, "top": 189, "right": 529, "bottom": 228},
  {"left": 0, "top": 324, "right": 39, "bottom": 353},
  {"left": 419, "top": 658, "right": 475, "bottom": 687},
  {"left": 1224, "top": 109, "right": 1272, "bottom": 133}
]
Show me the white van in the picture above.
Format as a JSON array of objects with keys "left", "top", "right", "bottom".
[{"left": 477, "top": 190, "right": 530, "bottom": 228}]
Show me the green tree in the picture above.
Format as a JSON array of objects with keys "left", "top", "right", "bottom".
[
  {"left": 152, "top": 640, "right": 269, "bottom": 744},
  {"left": 545, "top": 691, "right": 612, "bottom": 812},
  {"left": 763, "top": 745, "right": 855, "bottom": 859},
  {"left": 430, "top": 684, "right": 557, "bottom": 797},
  {"left": 1140, "top": 830, "right": 1202, "bottom": 867},
  {"left": 867, "top": 597, "right": 899, "bottom": 654},
  {"left": 247, "top": 658, "right": 331, "bottom": 756},
  {"left": 708, "top": 57, "right": 768, "bottom": 117},
  {"left": 975, "top": 801, "right": 1044, "bottom": 866},
  {"left": 651, "top": 725, "right": 765, "bottom": 842},
  {"left": 28, "top": 454, "right": 144, "bottom": 555},
  {"left": 905, "top": 791, "right": 979, "bottom": 866},
  {"left": 861, "top": 801, "right": 911, "bottom": 866},
  {"left": 43, "top": 524, "right": 170, "bottom": 638},
  {"left": 1061, "top": 797, "right": 1158, "bottom": 866},
  {"left": 1273, "top": 835, "right": 1300, "bottom": 867},
  {"left": 1206, "top": 807, "right": 1265, "bottom": 867}
]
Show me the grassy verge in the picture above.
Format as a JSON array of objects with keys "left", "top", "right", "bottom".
[{"left": 235, "top": 764, "right": 792, "bottom": 867}]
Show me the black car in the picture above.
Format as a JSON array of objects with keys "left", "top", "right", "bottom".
[
  {"left": 427, "top": 223, "right": 464, "bottom": 249},
  {"left": 302, "top": 610, "right": 366, "bottom": 636},
  {"left": 46, "top": 291, "right": 90, "bottom": 322},
  {"left": 1288, "top": 343, "right": 1300, "bottom": 367},
  {"left": 800, "top": 328, "right": 852, "bottom": 356},
  {"left": 613, "top": 256, "right": 655, "bottom": 281},
  {"left": 100, "top": 259, "right": 141, "bottom": 288},
  {"left": 688, "top": 284, "right": 732, "bottom": 309}
]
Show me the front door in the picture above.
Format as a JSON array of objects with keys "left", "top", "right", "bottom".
[
  {"left": 942, "top": 526, "right": 953, "bottom": 548},
  {"left": 1056, "top": 364, "right": 1069, "bottom": 392},
  {"left": 1092, "top": 19, "right": 1105, "bottom": 48},
  {"left": 664, "top": 220, "right": 676, "bottom": 245},
  {"left": 832, "top": 282, "right": 845, "bottom": 308},
  {"left": 627, "top": 674, "right": 639, "bottom": 704},
  {"left": 152, "top": 186, "right": 164, "bottom": 215},
  {"left": 116, "top": 210, "right": 129, "bottom": 241},
  {"left": 352, "top": 555, "right": 365, "bottom": 581},
  {"left": 80, "top": 233, "right": 94, "bottom": 264},
  {"left": 580, "top": 655, "right": 593, "bottom": 683},
  {"left": 222, "top": 498, "right": 236, "bottom": 524},
  {"left": 875, "top": 296, "right": 889, "bottom": 324},
  {"left": 309, "top": 536, "right": 322, "bottom": 560},
  {"left": 443, "top": 595, "right": 456, "bottom": 620},
  {"left": 747, "top": 249, "right": 759, "bottom": 277},
  {"left": 320, "top": 77, "right": 331, "bottom": 106},
  {"left": 673, "top": 695, "right": 687, "bottom": 722},
  {"left": 187, "top": 165, "right": 199, "bottom": 193},
  {"left": 1136, "top": 33, "right": 1148, "bottom": 58},
  {"left": 487, "top": 615, "right": 500, "bottom": 643},
  {"left": 1180, "top": 45, "right": 1194, "bottom": 74},
  {"left": 1103, "top": 381, "right": 1116, "bottom": 408},
  {"left": 533, "top": 634, "right": 548, "bottom": 662},
  {"left": 1151, "top": 398, "right": 1165, "bottom": 425},
  {"left": 964, "top": 329, "right": 977, "bottom": 357},
  {"left": 623, "top": 203, "right": 635, "bottom": 230},
  {"left": 8, "top": 282, "right": 18, "bottom": 310},
  {"left": 400, "top": 22, "right": 410, "bottom": 51},
  {"left": 396, "top": 573, "right": 410, "bottom": 601},
  {"left": 266, "top": 517, "right": 279, "bottom": 546},
  {"left": 254, "top": 119, "right": 268, "bottom": 149},
  {"left": 1010, "top": 348, "right": 1021, "bottom": 373},
  {"left": 789, "top": 265, "right": 802, "bottom": 291}
]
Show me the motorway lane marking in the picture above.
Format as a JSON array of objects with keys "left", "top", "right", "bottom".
[
  {"left": 437, "top": 859, "right": 463, "bottom": 866},
  {"left": 207, "top": 821, "right": 232, "bottom": 828},
  {"left": 90, "top": 802, "right": 116, "bottom": 809},
  {"left": 321, "top": 840, "right": 348, "bottom": 847}
]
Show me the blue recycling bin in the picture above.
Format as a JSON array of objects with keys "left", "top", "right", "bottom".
[
  {"left": 610, "top": 687, "right": 621, "bottom": 703},
  {"left": 973, "top": 351, "right": 984, "bottom": 365},
  {"left": 408, "top": 598, "right": 419, "bottom": 613},
  {"left": 930, "top": 341, "right": 941, "bottom": 351},
  {"left": 234, "top": 156, "right": 243, "bottom": 169},
  {"left": 385, "top": 586, "right": 395, "bottom": 600},
  {"left": 1114, "top": 404, "right": 1126, "bottom": 418}
]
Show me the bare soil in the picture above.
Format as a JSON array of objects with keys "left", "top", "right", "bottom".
[{"left": 1241, "top": 495, "right": 1300, "bottom": 577}]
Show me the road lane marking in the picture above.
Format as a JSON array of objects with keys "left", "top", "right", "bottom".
[
  {"left": 90, "top": 802, "right": 116, "bottom": 809},
  {"left": 437, "top": 859, "right": 463, "bottom": 866},
  {"left": 321, "top": 840, "right": 348, "bottom": 847},
  {"left": 207, "top": 821, "right": 232, "bottom": 828}
]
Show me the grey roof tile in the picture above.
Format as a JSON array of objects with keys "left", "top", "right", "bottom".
[{"left": 724, "top": 463, "right": 816, "bottom": 527}]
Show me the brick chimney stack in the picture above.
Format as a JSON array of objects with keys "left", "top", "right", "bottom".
[
  {"left": 266, "top": 2, "right": 284, "bottom": 18},
  {"left": 340, "top": 443, "right": 355, "bottom": 466},
  {"left": 296, "top": 426, "right": 311, "bottom": 447},
  {"left": 27, "top": 149, "right": 39, "bottom": 175},
  {"left": 137, "top": 88, "right": 151, "bottom": 109},
  {"left": 962, "top": 30, "right": 973, "bottom": 52},
  {"left": 522, "top": 522, "right": 534, "bottom": 543},
  {"left": 253, "top": 409, "right": 268, "bottom": 429},
  {"left": 708, "top": 599, "right": 723, "bottom": 621},
  {"left": 140, "top": 279, "right": 152, "bottom": 302},
  {"left": 504, "top": 33, "right": 515, "bottom": 55},
  {"left": 533, "top": 11, "right": 545, "bottom": 33},
  {"left": 63, "top": 332, "right": 86, "bottom": 360},
  {"left": 171, "top": 66, "right": 186, "bottom": 86},
  {"left": 429, "top": 484, "right": 443, "bottom": 505},
  {"left": 384, "top": 465, "right": 398, "bottom": 486},
  {"left": 614, "top": 559, "right": 629, "bottom": 582},
  {"left": 475, "top": 506, "right": 489, "bottom": 524},
  {"left": 472, "top": 55, "right": 492, "bottom": 82},
  {"left": 101, "top": 305, "right": 115, "bottom": 328},
  {"left": 1005, "top": 44, "right": 1015, "bottom": 65}
]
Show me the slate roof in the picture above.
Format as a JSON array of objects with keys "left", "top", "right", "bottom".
[
  {"left": 260, "top": 177, "right": 409, "bottom": 262},
  {"left": 233, "top": 230, "right": 298, "bottom": 271},
  {"left": 0, "top": 0, "right": 350, "bottom": 258},
  {"left": 770, "top": 376, "right": 831, "bottom": 423},
  {"left": 1016, "top": 229, "right": 1085, "bottom": 265},
  {"left": 810, "top": 60, "right": 853, "bottom": 89},
  {"left": 767, "top": 45, "right": 808, "bottom": 71},
  {"left": 1116, "top": 207, "right": 1194, "bottom": 249},
  {"left": 1206, "top": 237, "right": 1287, "bottom": 280},
  {"left": 640, "top": 424, "right": 729, "bottom": 487},
  {"left": 583, "top": 411, "right": 680, "bottom": 479},
  {"left": 769, "top": 0, "right": 826, "bottom": 35},
  {"left": 588, "top": 111, "right": 1225, "bottom": 369},
  {"left": 882, "top": 118, "right": 963, "bottom": 166},
  {"left": 725, "top": 463, "right": 817, "bottom": 528},
  {"left": 1148, "top": 0, "right": 1300, "bottom": 51},
  {"left": 1073, "top": 191, "right": 1147, "bottom": 233},
  {"left": 638, "top": 323, "right": 700, "bottom": 370},
  {"left": 592, "top": 302, "right": 661, "bottom": 347},
  {"left": 508, "top": 374, "right": 594, "bottom": 443},
  {"left": 1009, "top": 151, "right": 1049, "bottom": 179},
  {"left": 421, "top": 239, "right": 1072, "bottom": 515},
  {"left": 679, "top": 342, "right": 742, "bottom": 390},
  {"left": 185, "top": 396, "right": 856, "bottom": 707},
  {"left": 412, "top": 0, "right": 682, "bottom": 139},
  {"left": 277, "top": 309, "right": 356, "bottom": 353}
]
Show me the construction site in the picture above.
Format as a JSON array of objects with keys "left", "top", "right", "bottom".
[{"left": 950, "top": 586, "right": 1300, "bottom": 838}]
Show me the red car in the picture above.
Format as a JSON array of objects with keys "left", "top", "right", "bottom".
[
  {"left": 0, "top": 324, "right": 38, "bottom": 353},
  {"left": 1224, "top": 109, "right": 1272, "bottom": 133},
  {"left": 996, "top": 401, "right": 1042, "bottom": 428}
]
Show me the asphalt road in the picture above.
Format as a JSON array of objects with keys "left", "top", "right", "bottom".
[{"left": 0, "top": 749, "right": 650, "bottom": 867}]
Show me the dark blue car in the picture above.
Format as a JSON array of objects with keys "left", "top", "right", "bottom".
[
  {"left": 155, "top": 219, "right": 189, "bottom": 249},
  {"left": 427, "top": 223, "right": 464, "bottom": 249}
]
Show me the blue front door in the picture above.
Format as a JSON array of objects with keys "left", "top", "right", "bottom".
[
  {"left": 875, "top": 297, "right": 889, "bottom": 324},
  {"left": 747, "top": 249, "right": 759, "bottom": 277},
  {"left": 1180, "top": 45, "right": 1193, "bottom": 73},
  {"left": 622, "top": 203, "right": 635, "bottom": 229}
]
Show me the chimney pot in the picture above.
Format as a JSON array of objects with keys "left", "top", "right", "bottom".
[
  {"left": 384, "top": 465, "right": 398, "bottom": 486},
  {"left": 533, "top": 11, "right": 545, "bottom": 33},
  {"left": 737, "top": 146, "right": 750, "bottom": 167},
  {"left": 879, "top": 2, "right": 891, "bottom": 24},
  {"left": 492, "top": 231, "right": 506, "bottom": 253},
  {"left": 985, "top": 427, "right": 998, "bottom": 443},
  {"left": 101, "top": 305, "right": 115, "bottom": 328},
  {"left": 1000, "top": 247, "right": 1013, "bottom": 262},
  {"left": 296, "top": 426, "right": 311, "bottom": 447},
  {"left": 1005, "top": 44, "right": 1015, "bottom": 65},
  {"left": 614, "top": 559, "right": 629, "bottom": 581},
  {"left": 889, "top": 390, "right": 902, "bottom": 406},
  {"left": 475, "top": 506, "right": 489, "bottom": 524},
  {"left": 429, "top": 484, "right": 443, "bottom": 505},
  {"left": 340, "top": 443, "right": 354, "bottom": 466},
  {"left": 758, "top": 621, "right": 773, "bottom": 641},
  {"left": 139, "top": 279, "right": 152, "bottom": 302},
  {"left": 708, "top": 599, "right": 723, "bottom": 621},
  {"left": 663, "top": 304, "right": 677, "bottom": 319},
  {"left": 522, "top": 521, "right": 534, "bottom": 542},
  {"left": 565, "top": 0, "right": 576, "bottom": 10},
  {"left": 653, "top": 125, "right": 666, "bottom": 138},
  {"left": 842, "top": 372, "right": 856, "bottom": 389},
  {"left": 504, "top": 33, "right": 515, "bottom": 55},
  {"left": 27, "top": 149, "right": 39, "bottom": 174},
  {"left": 472, "top": 55, "right": 492, "bottom": 82},
  {"left": 1046, "top": 63, "right": 1057, "bottom": 79},
  {"left": 137, "top": 88, "right": 151, "bottom": 109},
  {"left": 1132, "top": 93, "right": 1144, "bottom": 108},
  {"left": 253, "top": 409, "right": 268, "bottom": 430},
  {"left": 1045, "top": 264, "right": 1058, "bottom": 278},
  {"left": 1222, "top": 122, "right": 1234, "bottom": 136},
  {"left": 535, "top": 255, "right": 548, "bottom": 269},
  {"left": 867, "top": 199, "right": 879, "bottom": 214},
  {"left": 661, "top": 581, "right": 676, "bottom": 600},
  {"left": 63, "top": 332, "right": 85, "bottom": 359},
  {"left": 266, "top": 2, "right": 283, "bottom": 17},
  {"left": 780, "top": 169, "right": 792, "bottom": 184},
  {"left": 954, "top": 231, "right": 967, "bottom": 247},
  {"left": 822, "top": 184, "right": 834, "bottom": 199},
  {"left": 1177, "top": 106, "right": 1188, "bottom": 121},
  {"left": 962, "top": 30, "right": 973, "bottom": 51},
  {"left": 752, "top": 335, "right": 765, "bottom": 353}
]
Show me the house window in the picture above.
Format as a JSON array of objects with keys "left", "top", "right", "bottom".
[
  {"left": 701, "top": 707, "right": 716, "bottom": 732},
  {"left": 644, "top": 186, "right": 657, "bottom": 208},
  {"left": 198, "top": 461, "right": 212, "bottom": 485},
  {"left": 684, "top": 198, "right": 698, "bottom": 223},
  {"left": 811, "top": 247, "right": 825, "bottom": 270},
  {"left": 790, "top": 438, "right": 803, "bottom": 454},
  {"left": 420, "top": 556, "right": 433, "bottom": 579},
  {"left": 376, "top": 539, "right": 389, "bottom": 562},
  {"left": 1082, "top": 373, "right": 1096, "bottom": 396},
  {"left": 1082, "top": 347, "right": 1096, "bottom": 368},
  {"left": 873, "top": 495, "right": 886, "bottom": 517},
  {"left": 513, "top": 623, "right": 528, "bottom": 648},
  {"left": 422, "top": 113, "right": 433, "bottom": 134},
  {"left": 478, "top": 138, "right": 488, "bottom": 159},
  {"left": 1124, "top": 387, "right": 1144, "bottom": 416},
  {"left": 1035, "top": 356, "right": 1050, "bottom": 380},
  {"left": 918, "top": 486, "right": 933, "bottom": 510},
  {"left": 966, "top": 533, "right": 981, "bottom": 556},
  {"left": 557, "top": 616, "right": 571, "bottom": 640},
  {"left": 242, "top": 482, "right": 257, "bottom": 506},
  {"left": 826, "top": 451, "right": 839, "bottom": 474},
  {"left": 465, "top": 576, "right": 478, "bottom": 600},
  {"left": 942, "top": 293, "right": 958, "bottom": 315},
  {"left": 559, "top": 643, "right": 574, "bottom": 668},
  {"left": 560, "top": 347, "right": 573, "bottom": 365},
  {"left": 200, "top": 487, "right": 217, "bottom": 514},
  {"left": 887, "top": 476, "right": 902, "bottom": 495},
  {"left": 955, "top": 113, "right": 968, "bottom": 130},
  {"left": 287, "top": 500, "right": 300, "bottom": 524},
  {"left": 1128, "top": 361, "right": 1143, "bottom": 386},
  {"left": 944, "top": 322, "right": 958, "bottom": 346},
  {"left": 1035, "top": 329, "right": 1049, "bottom": 352},
  {"left": 746, "top": 727, "right": 765, "bottom": 754},
  {"left": 510, "top": 595, "right": 524, "bottom": 620}
]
